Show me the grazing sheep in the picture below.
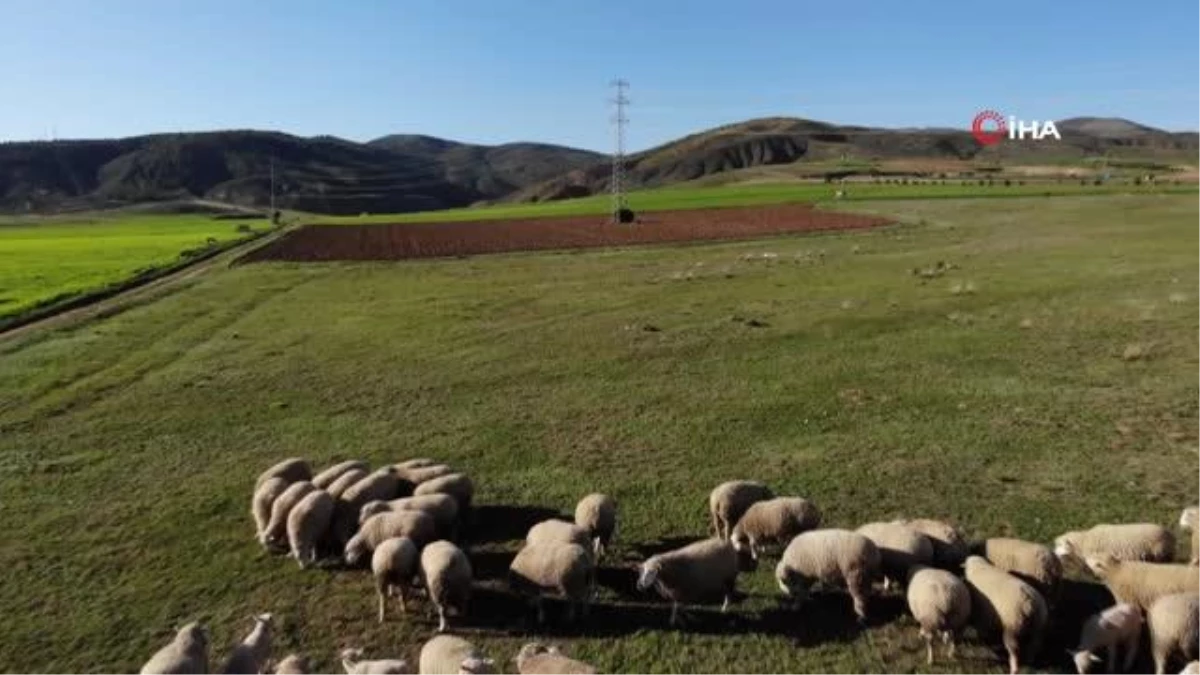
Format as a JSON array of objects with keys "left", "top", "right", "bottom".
[
  {"left": 325, "top": 468, "right": 370, "bottom": 500},
  {"left": 373, "top": 537, "right": 420, "bottom": 623},
  {"left": 333, "top": 468, "right": 407, "bottom": 546},
  {"left": 140, "top": 622, "right": 209, "bottom": 674},
  {"left": 509, "top": 543, "right": 594, "bottom": 625},
  {"left": 1056, "top": 523, "right": 1176, "bottom": 564},
  {"left": 514, "top": 643, "right": 597, "bottom": 674},
  {"left": 396, "top": 458, "right": 440, "bottom": 470},
  {"left": 709, "top": 480, "right": 774, "bottom": 540},
  {"left": 855, "top": 521, "right": 933, "bottom": 590},
  {"left": 312, "top": 460, "right": 369, "bottom": 489},
  {"left": 252, "top": 477, "right": 290, "bottom": 540},
  {"left": 287, "top": 489, "right": 334, "bottom": 568},
  {"left": 220, "top": 613, "right": 274, "bottom": 674},
  {"left": 978, "top": 538, "right": 1063, "bottom": 607},
  {"left": 963, "top": 555, "right": 1049, "bottom": 675},
  {"left": 1180, "top": 507, "right": 1199, "bottom": 566},
  {"left": 906, "top": 565, "right": 971, "bottom": 665},
  {"left": 1147, "top": 592, "right": 1200, "bottom": 675},
  {"left": 398, "top": 463, "right": 455, "bottom": 485},
  {"left": 274, "top": 654, "right": 310, "bottom": 674},
  {"left": 775, "top": 529, "right": 881, "bottom": 622},
  {"left": 341, "top": 648, "right": 411, "bottom": 674},
  {"left": 1068, "top": 603, "right": 1143, "bottom": 674},
  {"left": 346, "top": 510, "right": 438, "bottom": 566},
  {"left": 896, "top": 518, "right": 970, "bottom": 568},
  {"left": 256, "top": 457, "right": 311, "bottom": 489},
  {"left": 360, "top": 494, "right": 460, "bottom": 539},
  {"left": 260, "top": 481, "right": 316, "bottom": 549},
  {"left": 574, "top": 493, "right": 618, "bottom": 558},
  {"left": 638, "top": 538, "right": 740, "bottom": 626},
  {"left": 418, "top": 635, "right": 495, "bottom": 674},
  {"left": 1181, "top": 662, "right": 1200, "bottom": 674},
  {"left": 527, "top": 519, "right": 592, "bottom": 551},
  {"left": 1086, "top": 555, "right": 1200, "bottom": 611},
  {"left": 730, "top": 497, "right": 822, "bottom": 560},
  {"left": 414, "top": 473, "right": 474, "bottom": 510},
  {"left": 421, "top": 540, "right": 473, "bottom": 632}
]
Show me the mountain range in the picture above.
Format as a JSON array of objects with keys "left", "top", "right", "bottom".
[{"left": 1, "top": 117, "right": 1194, "bottom": 215}]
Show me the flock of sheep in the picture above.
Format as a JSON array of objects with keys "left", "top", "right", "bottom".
[{"left": 138, "top": 457, "right": 1200, "bottom": 675}]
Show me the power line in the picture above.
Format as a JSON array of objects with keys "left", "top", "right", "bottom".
[{"left": 610, "top": 79, "right": 630, "bottom": 223}]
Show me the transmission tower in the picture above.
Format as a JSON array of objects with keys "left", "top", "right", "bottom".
[{"left": 610, "top": 79, "right": 632, "bottom": 223}]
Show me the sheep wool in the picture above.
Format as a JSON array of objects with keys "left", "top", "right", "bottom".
[
  {"left": 413, "top": 473, "right": 475, "bottom": 511},
  {"left": 979, "top": 538, "right": 1063, "bottom": 607},
  {"left": 708, "top": 480, "right": 774, "bottom": 540},
  {"left": 574, "top": 493, "right": 618, "bottom": 559},
  {"left": 140, "top": 622, "right": 209, "bottom": 675},
  {"left": 220, "top": 613, "right": 274, "bottom": 675},
  {"left": 509, "top": 542, "right": 594, "bottom": 625},
  {"left": 855, "top": 521, "right": 933, "bottom": 589},
  {"left": 273, "top": 654, "right": 310, "bottom": 674},
  {"left": 1070, "top": 603, "right": 1143, "bottom": 675},
  {"left": 1180, "top": 507, "right": 1199, "bottom": 566},
  {"left": 514, "top": 643, "right": 597, "bottom": 675},
  {"left": 963, "top": 555, "right": 1048, "bottom": 675},
  {"left": 287, "top": 489, "right": 335, "bottom": 569},
  {"left": 418, "top": 635, "right": 495, "bottom": 675},
  {"left": 776, "top": 529, "right": 881, "bottom": 622},
  {"left": 260, "top": 481, "right": 317, "bottom": 549},
  {"left": 373, "top": 537, "right": 420, "bottom": 623},
  {"left": 341, "top": 648, "right": 412, "bottom": 675},
  {"left": 398, "top": 463, "right": 454, "bottom": 485},
  {"left": 1056, "top": 523, "right": 1176, "bottom": 564},
  {"left": 1147, "top": 592, "right": 1200, "bottom": 675},
  {"left": 896, "top": 518, "right": 970, "bottom": 568},
  {"left": 252, "top": 476, "right": 290, "bottom": 539},
  {"left": 311, "top": 460, "right": 370, "bottom": 489},
  {"left": 730, "top": 497, "right": 822, "bottom": 559},
  {"left": 527, "top": 519, "right": 592, "bottom": 551},
  {"left": 347, "top": 510, "right": 438, "bottom": 566},
  {"left": 638, "top": 538, "right": 741, "bottom": 627},
  {"left": 1086, "top": 556, "right": 1200, "bottom": 611},
  {"left": 256, "top": 457, "right": 311, "bottom": 490},
  {"left": 359, "top": 494, "right": 460, "bottom": 539},
  {"left": 420, "top": 540, "right": 473, "bottom": 632},
  {"left": 325, "top": 468, "right": 370, "bottom": 500},
  {"left": 906, "top": 566, "right": 971, "bottom": 666}
]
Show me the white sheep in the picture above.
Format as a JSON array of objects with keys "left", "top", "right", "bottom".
[
  {"left": 398, "top": 463, "right": 454, "bottom": 485},
  {"left": 509, "top": 542, "right": 594, "bottom": 625},
  {"left": 730, "top": 496, "right": 821, "bottom": 560},
  {"left": 418, "top": 635, "right": 495, "bottom": 674},
  {"left": 325, "top": 468, "right": 370, "bottom": 500},
  {"left": 252, "top": 477, "right": 291, "bottom": 540},
  {"left": 260, "top": 481, "right": 317, "bottom": 549},
  {"left": 220, "top": 613, "right": 274, "bottom": 674},
  {"left": 1180, "top": 507, "right": 1198, "bottom": 566},
  {"left": 978, "top": 537, "right": 1063, "bottom": 607},
  {"left": 514, "top": 643, "right": 597, "bottom": 674},
  {"left": 1086, "top": 555, "right": 1200, "bottom": 611},
  {"left": 906, "top": 565, "right": 971, "bottom": 665},
  {"left": 709, "top": 480, "right": 773, "bottom": 540},
  {"left": 1147, "top": 592, "right": 1200, "bottom": 675},
  {"left": 346, "top": 510, "right": 438, "bottom": 566},
  {"left": 312, "top": 460, "right": 369, "bottom": 489},
  {"left": 896, "top": 518, "right": 970, "bottom": 568},
  {"left": 273, "top": 654, "right": 310, "bottom": 674},
  {"left": 527, "top": 519, "right": 592, "bottom": 550},
  {"left": 360, "top": 494, "right": 460, "bottom": 540},
  {"left": 1056, "top": 523, "right": 1176, "bottom": 564},
  {"left": 963, "top": 555, "right": 1049, "bottom": 675},
  {"left": 413, "top": 473, "right": 474, "bottom": 511},
  {"left": 140, "top": 622, "right": 209, "bottom": 674},
  {"left": 1181, "top": 661, "right": 1200, "bottom": 674},
  {"left": 332, "top": 469, "right": 407, "bottom": 545},
  {"left": 287, "top": 490, "right": 335, "bottom": 569},
  {"left": 1068, "top": 603, "right": 1143, "bottom": 674},
  {"left": 775, "top": 529, "right": 881, "bottom": 622},
  {"left": 421, "top": 540, "right": 473, "bottom": 632},
  {"left": 373, "top": 537, "right": 420, "bottom": 622},
  {"left": 256, "top": 457, "right": 311, "bottom": 489},
  {"left": 341, "top": 648, "right": 411, "bottom": 674},
  {"left": 395, "top": 458, "right": 439, "bottom": 470},
  {"left": 574, "top": 494, "right": 617, "bottom": 558},
  {"left": 638, "top": 538, "right": 740, "bottom": 626},
  {"left": 855, "top": 521, "right": 933, "bottom": 590}
]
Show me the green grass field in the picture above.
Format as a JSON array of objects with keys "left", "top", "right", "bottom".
[
  {"left": 0, "top": 194, "right": 1195, "bottom": 673},
  {"left": 0, "top": 215, "right": 265, "bottom": 322}
]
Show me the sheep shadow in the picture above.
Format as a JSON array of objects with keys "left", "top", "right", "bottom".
[
  {"left": 467, "top": 505, "right": 566, "bottom": 544},
  {"left": 1030, "top": 577, "right": 1119, "bottom": 673}
]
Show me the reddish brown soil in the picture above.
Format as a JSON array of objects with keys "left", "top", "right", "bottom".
[{"left": 240, "top": 204, "right": 892, "bottom": 263}]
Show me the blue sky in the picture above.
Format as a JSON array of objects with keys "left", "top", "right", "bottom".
[{"left": 2, "top": 0, "right": 1197, "bottom": 151}]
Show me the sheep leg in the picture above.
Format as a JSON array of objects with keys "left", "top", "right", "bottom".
[
  {"left": 1003, "top": 634, "right": 1021, "bottom": 675},
  {"left": 397, "top": 585, "right": 407, "bottom": 614},
  {"left": 378, "top": 591, "right": 387, "bottom": 623},
  {"left": 536, "top": 598, "right": 546, "bottom": 626},
  {"left": 721, "top": 594, "right": 730, "bottom": 613},
  {"left": 669, "top": 602, "right": 680, "bottom": 627},
  {"left": 1107, "top": 645, "right": 1116, "bottom": 674},
  {"left": 942, "top": 631, "right": 956, "bottom": 660},
  {"left": 437, "top": 605, "right": 447, "bottom": 632},
  {"left": 1152, "top": 648, "right": 1167, "bottom": 675},
  {"left": 1121, "top": 633, "right": 1138, "bottom": 672},
  {"left": 919, "top": 628, "right": 933, "bottom": 666}
]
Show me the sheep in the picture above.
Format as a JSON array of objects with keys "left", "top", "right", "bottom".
[
  {"left": 397, "top": 463, "right": 455, "bottom": 485},
  {"left": 514, "top": 643, "right": 597, "bottom": 674},
  {"left": 274, "top": 654, "right": 310, "bottom": 674},
  {"left": 252, "top": 476, "right": 290, "bottom": 540},
  {"left": 709, "top": 480, "right": 774, "bottom": 540},
  {"left": 896, "top": 518, "right": 970, "bottom": 568},
  {"left": 418, "top": 635, "right": 495, "bottom": 674},
  {"left": 730, "top": 497, "right": 822, "bottom": 560},
  {"left": 346, "top": 510, "right": 438, "bottom": 566},
  {"left": 906, "top": 565, "right": 971, "bottom": 666},
  {"left": 140, "top": 622, "right": 209, "bottom": 674},
  {"left": 325, "top": 468, "right": 370, "bottom": 500},
  {"left": 341, "top": 648, "right": 411, "bottom": 674},
  {"left": 260, "top": 481, "right": 317, "bottom": 549},
  {"left": 312, "top": 460, "right": 369, "bottom": 489},
  {"left": 287, "top": 490, "right": 335, "bottom": 568},
  {"left": 1180, "top": 507, "right": 1199, "bottom": 565},
  {"left": 775, "top": 529, "right": 881, "bottom": 622},
  {"left": 574, "top": 493, "right": 617, "bottom": 558},
  {"left": 855, "top": 521, "right": 933, "bottom": 590},
  {"left": 1055, "top": 523, "right": 1176, "bottom": 564},
  {"left": 421, "top": 540, "right": 473, "bottom": 632},
  {"left": 638, "top": 537, "right": 740, "bottom": 627},
  {"left": 1182, "top": 662, "right": 1200, "bottom": 675},
  {"left": 509, "top": 542, "right": 594, "bottom": 625},
  {"left": 1086, "top": 555, "right": 1200, "bottom": 611},
  {"left": 360, "top": 494, "right": 460, "bottom": 539},
  {"left": 1147, "top": 592, "right": 1200, "bottom": 674},
  {"left": 332, "top": 468, "right": 407, "bottom": 546},
  {"left": 963, "top": 555, "right": 1049, "bottom": 675},
  {"left": 414, "top": 473, "right": 474, "bottom": 511},
  {"left": 220, "top": 613, "right": 274, "bottom": 674},
  {"left": 373, "top": 537, "right": 420, "bottom": 623},
  {"left": 396, "top": 458, "right": 440, "bottom": 470},
  {"left": 1068, "top": 603, "right": 1143, "bottom": 674},
  {"left": 977, "top": 537, "right": 1063, "bottom": 607},
  {"left": 527, "top": 519, "right": 593, "bottom": 550},
  {"left": 256, "top": 457, "right": 311, "bottom": 489}
]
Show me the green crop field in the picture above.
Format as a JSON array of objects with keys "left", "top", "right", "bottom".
[
  {"left": 0, "top": 194, "right": 1196, "bottom": 673},
  {"left": 0, "top": 215, "right": 266, "bottom": 323}
]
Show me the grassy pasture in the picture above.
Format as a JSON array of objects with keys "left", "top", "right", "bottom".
[{"left": 0, "top": 194, "right": 1195, "bottom": 673}]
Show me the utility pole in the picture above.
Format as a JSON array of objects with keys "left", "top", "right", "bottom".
[
  {"left": 610, "top": 79, "right": 631, "bottom": 223},
  {"left": 269, "top": 158, "right": 277, "bottom": 222}
]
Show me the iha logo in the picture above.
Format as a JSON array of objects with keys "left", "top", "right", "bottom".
[{"left": 971, "top": 110, "right": 1061, "bottom": 146}]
